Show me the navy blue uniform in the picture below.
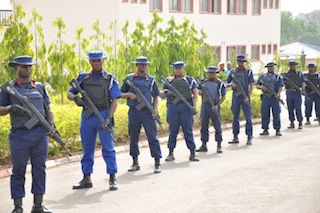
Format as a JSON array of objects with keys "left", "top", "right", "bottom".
[
  {"left": 163, "top": 76, "right": 198, "bottom": 150},
  {"left": 304, "top": 73, "right": 320, "bottom": 119},
  {"left": 121, "top": 72, "right": 162, "bottom": 159},
  {"left": 283, "top": 70, "right": 305, "bottom": 123},
  {"left": 0, "top": 80, "right": 50, "bottom": 199},
  {"left": 226, "top": 68, "right": 255, "bottom": 136},
  {"left": 199, "top": 78, "right": 226, "bottom": 143},
  {"left": 69, "top": 71, "right": 121, "bottom": 175},
  {"left": 256, "top": 73, "right": 284, "bottom": 130}
]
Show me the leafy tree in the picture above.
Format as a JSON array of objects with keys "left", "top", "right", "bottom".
[{"left": 75, "top": 27, "right": 90, "bottom": 73}]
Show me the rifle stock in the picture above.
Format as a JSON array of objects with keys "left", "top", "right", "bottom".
[
  {"left": 0, "top": 81, "right": 71, "bottom": 156},
  {"left": 69, "top": 79, "right": 116, "bottom": 141}
]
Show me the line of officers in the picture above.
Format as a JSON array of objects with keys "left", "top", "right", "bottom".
[{"left": 1, "top": 51, "right": 319, "bottom": 213}]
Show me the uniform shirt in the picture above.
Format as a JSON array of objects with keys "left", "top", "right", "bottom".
[
  {"left": 226, "top": 67, "right": 254, "bottom": 94},
  {"left": 121, "top": 72, "right": 159, "bottom": 108},
  {"left": 0, "top": 79, "right": 50, "bottom": 106},
  {"left": 199, "top": 78, "right": 226, "bottom": 104},
  {"left": 256, "top": 73, "right": 284, "bottom": 95},
  {"left": 69, "top": 70, "right": 121, "bottom": 100}
]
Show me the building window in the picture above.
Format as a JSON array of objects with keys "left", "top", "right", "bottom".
[
  {"left": 269, "top": 0, "right": 273, "bottom": 8},
  {"left": 213, "top": 46, "right": 221, "bottom": 61},
  {"left": 263, "top": 0, "right": 267, "bottom": 8},
  {"left": 122, "top": 0, "right": 129, "bottom": 2},
  {"left": 262, "top": 44, "right": 266, "bottom": 54},
  {"left": 131, "top": 0, "right": 138, "bottom": 3},
  {"left": 151, "top": 0, "right": 162, "bottom": 11},
  {"left": 273, "top": 44, "right": 277, "bottom": 53},
  {"left": 182, "top": 0, "right": 193, "bottom": 12},
  {"left": 268, "top": 44, "right": 272, "bottom": 54},
  {"left": 200, "top": 0, "right": 220, "bottom": 13},
  {"left": 274, "top": 0, "right": 279, "bottom": 9},
  {"left": 251, "top": 45, "right": 260, "bottom": 61},
  {"left": 228, "top": 0, "right": 246, "bottom": 14},
  {"left": 252, "top": 0, "right": 261, "bottom": 15},
  {"left": 140, "top": 0, "right": 147, "bottom": 3},
  {"left": 237, "top": 46, "right": 246, "bottom": 55},
  {"left": 170, "top": 0, "right": 180, "bottom": 11}
]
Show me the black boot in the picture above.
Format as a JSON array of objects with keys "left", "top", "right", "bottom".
[
  {"left": 305, "top": 117, "right": 311, "bottom": 125},
  {"left": 259, "top": 129, "right": 269, "bottom": 135},
  {"left": 154, "top": 158, "right": 161, "bottom": 173},
  {"left": 298, "top": 121, "right": 303, "bottom": 129},
  {"left": 196, "top": 141, "right": 208, "bottom": 152},
  {"left": 288, "top": 122, "right": 295, "bottom": 129},
  {"left": 275, "top": 129, "right": 282, "bottom": 136},
  {"left": 128, "top": 156, "right": 140, "bottom": 171},
  {"left": 12, "top": 198, "right": 23, "bottom": 213},
  {"left": 246, "top": 136, "right": 253, "bottom": 145},
  {"left": 72, "top": 174, "right": 92, "bottom": 189},
  {"left": 189, "top": 149, "right": 200, "bottom": 161},
  {"left": 165, "top": 148, "right": 175, "bottom": 161},
  {"left": 109, "top": 174, "right": 118, "bottom": 191},
  {"left": 217, "top": 141, "right": 223, "bottom": 153},
  {"left": 31, "top": 195, "right": 52, "bottom": 213},
  {"left": 228, "top": 134, "right": 239, "bottom": 144}
]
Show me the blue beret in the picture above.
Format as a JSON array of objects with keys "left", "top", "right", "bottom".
[
  {"left": 132, "top": 56, "right": 150, "bottom": 64},
  {"left": 234, "top": 54, "right": 247, "bottom": 62},
  {"left": 205, "top": 66, "right": 219, "bottom": 73},
  {"left": 171, "top": 61, "right": 187, "bottom": 68},
  {"left": 288, "top": 60, "right": 298, "bottom": 65},
  {"left": 307, "top": 63, "right": 316, "bottom": 68},
  {"left": 85, "top": 50, "right": 107, "bottom": 59},
  {"left": 265, "top": 62, "right": 276, "bottom": 67},
  {"left": 8, "top": 56, "right": 38, "bottom": 67}
]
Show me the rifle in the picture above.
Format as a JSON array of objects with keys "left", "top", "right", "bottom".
[
  {"left": 160, "top": 76, "right": 201, "bottom": 121},
  {"left": 0, "top": 81, "right": 72, "bottom": 156},
  {"left": 125, "top": 77, "right": 164, "bottom": 131},
  {"left": 304, "top": 75, "right": 320, "bottom": 98},
  {"left": 69, "top": 79, "right": 116, "bottom": 141},
  {"left": 259, "top": 78, "right": 287, "bottom": 109},
  {"left": 230, "top": 72, "right": 251, "bottom": 108},
  {"left": 282, "top": 74, "right": 310, "bottom": 101},
  {"left": 195, "top": 77, "right": 222, "bottom": 123}
]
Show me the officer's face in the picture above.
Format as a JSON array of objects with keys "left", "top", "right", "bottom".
[
  {"left": 90, "top": 59, "right": 103, "bottom": 72},
  {"left": 308, "top": 67, "right": 316, "bottom": 73},
  {"left": 174, "top": 67, "right": 184, "bottom": 76},
  {"left": 16, "top": 64, "right": 32, "bottom": 78},
  {"left": 137, "top": 63, "right": 147, "bottom": 73},
  {"left": 207, "top": 72, "right": 216, "bottom": 79},
  {"left": 289, "top": 65, "right": 296, "bottom": 70},
  {"left": 237, "top": 60, "right": 245, "bottom": 67},
  {"left": 267, "top": 66, "right": 275, "bottom": 73}
]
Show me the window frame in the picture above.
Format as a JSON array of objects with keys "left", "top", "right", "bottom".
[
  {"left": 227, "top": 0, "right": 247, "bottom": 15},
  {"left": 200, "top": 0, "right": 221, "bottom": 14},
  {"left": 150, "top": 0, "right": 163, "bottom": 12},
  {"left": 252, "top": 0, "right": 261, "bottom": 15},
  {"left": 251, "top": 44, "right": 260, "bottom": 61}
]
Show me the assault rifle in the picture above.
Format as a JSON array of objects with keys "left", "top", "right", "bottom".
[
  {"left": 230, "top": 72, "right": 251, "bottom": 108},
  {"left": 0, "top": 81, "right": 72, "bottom": 156},
  {"left": 195, "top": 77, "right": 222, "bottom": 123},
  {"left": 125, "top": 77, "right": 164, "bottom": 131},
  {"left": 282, "top": 74, "right": 310, "bottom": 101},
  {"left": 160, "top": 76, "right": 201, "bottom": 121},
  {"left": 304, "top": 75, "right": 320, "bottom": 98},
  {"left": 69, "top": 79, "right": 116, "bottom": 141},
  {"left": 259, "top": 78, "right": 287, "bottom": 109}
]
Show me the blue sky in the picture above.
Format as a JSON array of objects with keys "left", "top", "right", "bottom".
[{"left": 1, "top": 0, "right": 320, "bottom": 15}]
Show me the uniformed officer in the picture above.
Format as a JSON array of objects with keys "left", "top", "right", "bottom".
[
  {"left": 283, "top": 60, "right": 305, "bottom": 129},
  {"left": 226, "top": 54, "right": 255, "bottom": 145},
  {"left": 304, "top": 63, "right": 320, "bottom": 125},
  {"left": 67, "top": 50, "right": 121, "bottom": 191},
  {"left": 121, "top": 56, "right": 162, "bottom": 173},
  {"left": 160, "top": 61, "right": 200, "bottom": 161},
  {"left": 0, "top": 56, "right": 53, "bottom": 213},
  {"left": 256, "top": 62, "right": 284, "bottom": 136},
  {"left": 196, "top": 66, "right": 226, "bottom": 153}
]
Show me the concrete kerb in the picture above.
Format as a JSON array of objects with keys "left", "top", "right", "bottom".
[{"left": 0, "top": 118, "right": 261, "bottom": 179}]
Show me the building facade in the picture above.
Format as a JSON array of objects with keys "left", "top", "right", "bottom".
[{"left": 9, "top": 0, "right": 281, "bottom": 73}]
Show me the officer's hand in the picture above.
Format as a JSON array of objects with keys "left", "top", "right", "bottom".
[
  {"left": 128, "top": 92, "right": 137, "bottom": 100},
  {"left": 212, "top": 105, "right": 218, "bottom": 112},
  {"left": 244, "top": 97, "right": 249, "bottom": 104},
  {"left": 275, "top": 93, "right": 280, "bottom": 99},
  {"left": 152, "top": 111, "right": 158, "bottom": 119},
  {"left": 164, "top": 89, "right": 174, "bottom": 98},
  {"left": 103, "top": 118, "right": 112, "bottom": 129},
  {"left": 8, "top": 104, "right": 29, "bottom": 115},
  {"left": 231, "top": 83, "right": 237, "bottom": 89},
  {"left": 301, "top": 90, "right": 306, "bottom": 96},
  {"left": 73, "top": 96, "right": 85, "bottom": 107},
  {"left": 47, "top": 124, "right": 57, "bottom": 138},
  {"left": 261, "top": 86, "right": 267, "bottom": 92}
]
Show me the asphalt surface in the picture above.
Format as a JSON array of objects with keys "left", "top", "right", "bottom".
[{"left": 1, "top": 112, "right": 320, "bottom": 213}]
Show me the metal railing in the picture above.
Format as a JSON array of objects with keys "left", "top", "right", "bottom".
[{"left": 0, "top": 10, "right": 12, "bottom": 26}]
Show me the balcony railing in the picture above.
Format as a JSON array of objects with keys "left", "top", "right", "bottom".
[{"left": 0, "top": 10, "right": 12, "bottom": 26}]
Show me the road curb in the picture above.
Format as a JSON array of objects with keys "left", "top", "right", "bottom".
[{"left": 0, "top": 118, "right": 260, "bottom": 179}]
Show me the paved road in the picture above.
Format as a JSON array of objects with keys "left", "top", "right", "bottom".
[{"left": 1, "top": 114, "right": 320, "bottom": 213}]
